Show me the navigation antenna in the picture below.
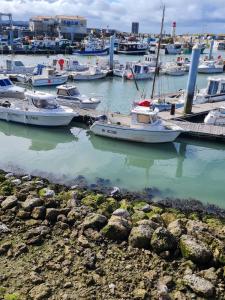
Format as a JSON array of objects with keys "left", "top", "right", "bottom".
[{"left": 151, "top": 4, "right": 165, "bottom": 99}]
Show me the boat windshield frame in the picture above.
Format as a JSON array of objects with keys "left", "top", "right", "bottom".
[
  {"left": 0, "top": 78, "right": 13, "bottom": 87},
  {"left": 31, "top": 97, "right": 58, "bottom": 110}
]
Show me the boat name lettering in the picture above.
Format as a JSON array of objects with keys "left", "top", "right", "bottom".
[
  {"left": 106, "top": 129, "right": 117, "bottom": 134},
  {"left": 26, "top": 116, "right": 38, "bottom": 120}
]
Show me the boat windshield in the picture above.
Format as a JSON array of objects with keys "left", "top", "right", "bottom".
[
  {"left": 32, "top": 98, "right": 58, "bottom": 109},
  {"left": 69, "top": 88, "right": 80, "bottom": 96},
  {"left": 0, "top": 79, "right": 13, "bottom": 87},
  {"left": 136, "top": 113, "right": 157, "bottom": 124}
]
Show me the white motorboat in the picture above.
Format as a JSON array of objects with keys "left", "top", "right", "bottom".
[
  {"left": 71, "top": 66, "right": 108, "bottom": 81},
  {"left": 52, "top": 58, "right": 89, "bottom": 72},
  {"left": 0, "top": 91, "right": 76, "bottom": 126},
  {"left": 161, "top": 63, "right": 186, "bottom": 76},
  {"left": 124, "top": 62, "right": 154, "bottom": 80},
  {"left": 0, "top": 75, "right": 25, "bottom": 99},
  {"left": 21, "top": 65, "right": 68, "bottom": 87},
  {"left": 56, "top": 85, "right": 102, "bottom": 109},
  {"left": 195, "top": 77, "right": 225, "bottom": 103},
  {"left": 144, "top": 55, "right": 161, "bottom": 68},
  {"left": 204, "top": 106, "right": 225, "bottom": 125},
  {"left": 198, "top": 61, "right": 224, "bottom": 74},
  {"left": 0, "top": 59, "right": 35, "bottom": 75},
  {"left": 89, "top": 106, "right": 183, "bottom": 143},
  {"left": 157, "top": 43, "right": 182, "bottom": 55}
]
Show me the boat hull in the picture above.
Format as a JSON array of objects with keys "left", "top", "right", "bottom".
[
  {"left": 57, "top": 98, "right": 100, "bottom": 110},
  {"left": 125, "top": 73, "right": 153, "bottom": 80},
  {"left": 0, "top": 108, "right": 74, "bottom": 126},
  {"left": 72, "top": 73, "right": 106, "bottom": 81},
  {"left": 73, "top": 48, "right": 109, "bottom": 56},
  {"left": 153, "top": 102, "right": 184, "bottom": 111},
  {"left": 115, "top": 50, "right": 148, "bottom": 55},
  {"left": 90, "top": 122, "right": 181, "bottom": 143},
  {"left": 198, "top": 68, "right": 224, "bottom": 74},
  {"left": 31, "top": 76, "right": 68, "bottom": 87}
]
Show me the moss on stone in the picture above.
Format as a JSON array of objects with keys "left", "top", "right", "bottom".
[
  {"left": 4, "top": 293, "right": 20, "bottom": 300},
  {"left": 81, "top": 193, "right": 104, "bottom": 209},
  {"left": 97, "top": 197, "right": 118, "bottom": 217},
  {"left": 188, "top": 212, "right": 200, "bottom": 221},
  {"left": 56, "top": 191, "right": 73, "bottom": 203},
  {"left": 133, "top": 201, "right": 148, "bottom": 210},
  {"left": 149, "top": 205, "right": 163, "bottom": 214},
  {"left": 0, "top": 180, "right": 14, "bottom": 196},
  {"left": 119, "top": 199, "right": 133, "bottom": 213},
  {"left": 131, "top": 211, "right": 148, "bottom": 224}
]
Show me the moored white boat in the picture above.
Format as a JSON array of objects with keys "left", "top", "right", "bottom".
[
  {"left": 71, "top": 66, "right": 107, "bottom": 81},
  {"left": 0, "top": 91, "right": 76, "bottom": 126},
  {"left": 198, "top": 61, "right": 224, "bottom": 74},
  {"left": 204, "top": 106, "right": 225, "bottom": 125},
  {"left": 0, "top": 75, "right": 25, "bottom": 99},
  {"left": 124, "top": 62, "right": 154, "bottom": 80},
  {"left": 21, "top": 65, "right": 68, "bottom": 87},
  {"left": 195, "top": 77, "right": 225, "bottom": 103},
  {"left": 56, "top": 84, "right": 102, "bottom": 109},
  {"left": 89, "top": 106, "right": 183, "bottom": 143},
  {"left": 0, "top": 59, "right": 34, "bottom": 75},
  {"left": 161, "top": 63, "right": 186, "bottom": 76}
]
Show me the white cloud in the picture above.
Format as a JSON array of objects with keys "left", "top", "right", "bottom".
[{"left": 1, "top": 0, "right": 225, "bottom": 33}]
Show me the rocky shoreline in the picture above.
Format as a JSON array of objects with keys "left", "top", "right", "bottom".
[{"left": 0, "top": 170, "right": 224, "bottom": 300}]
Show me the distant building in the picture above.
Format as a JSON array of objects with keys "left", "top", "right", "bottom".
[
  {"left": 29, "top": 15, "right": 87, "bottom": 40},
  {"left": 131, "top": 22, "right": 139, "bottom": 34}
]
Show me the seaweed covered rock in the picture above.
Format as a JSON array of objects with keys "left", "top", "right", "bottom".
[
  {"left": 82, "top": 213, "right": 107, "bottom": 231},
  {"left": 97, "top": 197, "right": 118, "bottom": 217},
  {"left": 180, "top": 235, "right": 212, "bottom": 265},
  {"left": 29, "top": 283, "right": 51, "bottom": 300},
  {"left": 183, "top": 274, "right": 215, "bottom": 297},
  {"left": 129, "top": 225, "right": 154, "bottom": 249},
  {"left": 150, "top": 227, "right": 177, "bottom": 253},
  {"left": 101, "top": 215, "right": 131, "bottom": 241},
  {"left": 81, "top": 193, "right": 104, "bottom": 208},
  {"left": 167, "top": 219, "right": 187, "bottom": 238}
]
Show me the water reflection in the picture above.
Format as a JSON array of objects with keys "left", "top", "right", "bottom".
[{"left": 0, "top": 121, "right": 76, "bottom": 151}]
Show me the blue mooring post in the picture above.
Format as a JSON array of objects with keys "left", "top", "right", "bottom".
[
  {"left": 183, "top": 44, "right": 201, "bottom": 114},
  {"left": 209, "top": 39, "right": 214, "bottom": 60},
  {"left": 109, "top": 35, "right": 115, "bottom": 70}
]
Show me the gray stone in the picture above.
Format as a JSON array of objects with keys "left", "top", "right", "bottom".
[
  {"left": 129, "top": 225, "right": 153, "bottom": 249},
  {"left": 1, "top": 195, "right": 17, "bottom": 210},
  {"left": 31, "top": 206, "right": 46, "bottom": 220},
  {"left": 25, "top": 225, "right": 50, "bottom": 240},
  {"left": 102, "top": 215, "right": 131, "bottom": 241},
  {"left": 168, "top": 219, "right": 187, "bottom": 238},
  {"left": 22, "top": 197, "right": 43, "bottom": 211},
  {"left": 5, "top": 173, "right": 14, "bottom": 179},
  {"left": 40, "top": 188, "right": 55, "bottom": 198},
  {"left": 112, "top": 208, "right": 130, "bottom": 219},
  {"left": 83, "top": 213, "right": 107, "bottom": 230},
  {"left": 29, "top": 284, "right": 51, "bottom": 300},
  {"left": 0, "top": 222, "right": 10, "bottom": 234},
  {"left": 151, "top": 227, "right": 177, "bottom": 253},
  {"left": 22, "top": 175, "right": 32, "bottom": 181},
  {"left": 180, "top": 235, "right": 212, "bottom": 264},
  {"left": 183, "top": 274, "right": 215, "bottom": 297},
  {"left": 45, "top": 208, "right": 60, "bottom": 222},
  {"left": 11, "top": 178, "right": 21, "bottom": 186}
]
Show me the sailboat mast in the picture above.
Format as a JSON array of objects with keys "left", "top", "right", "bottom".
[{"left": 151, "top": 4, "right": 165, "bottom": 99}]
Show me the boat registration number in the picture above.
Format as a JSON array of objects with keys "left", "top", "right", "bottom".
[
  {"left": 26, "top": 116, "right": 38, "bottom": 120},
  {"left": 102, "top": 129, "right": 117, "bottom": 134}
]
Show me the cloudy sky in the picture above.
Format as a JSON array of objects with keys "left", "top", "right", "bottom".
[{"left": 1, "top": 0, "right": 225, "bottom": 34}]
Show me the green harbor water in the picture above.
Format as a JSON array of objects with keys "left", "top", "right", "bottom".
[{"left": 0, "top": 53, "right": 225, "bottom": 208}]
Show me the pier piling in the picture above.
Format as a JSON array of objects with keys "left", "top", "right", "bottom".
[
  {"left": 183, "top": 44, "right": 201, "bottom": 114},
  {"left": 209, "top": 39, "right": 214, "bottom": 60},
  {"left": 109, "top": 35, "right": 115, "bottom": 70}
]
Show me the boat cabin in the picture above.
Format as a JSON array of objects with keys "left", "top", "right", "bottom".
[
  {"left": 206, "top": 77, "right": 225, "bottom": 95},
  {"left": 26, "top": 92, "right": 58, "bottom": 109},
  {"left": 57, "top": 85, "right": 80, "bottom": 97},
  {"left": 0, "top": 76, "right": 13, "bottom": 88},
  {"left": 131, "top": 106, "right": 158, "bottom": 125},
  {"left": 131, "top": 63, "right": 150, "bottom": 74},
  {"left": 6, "top": 60, "right": 26, "bottom": 72}
]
